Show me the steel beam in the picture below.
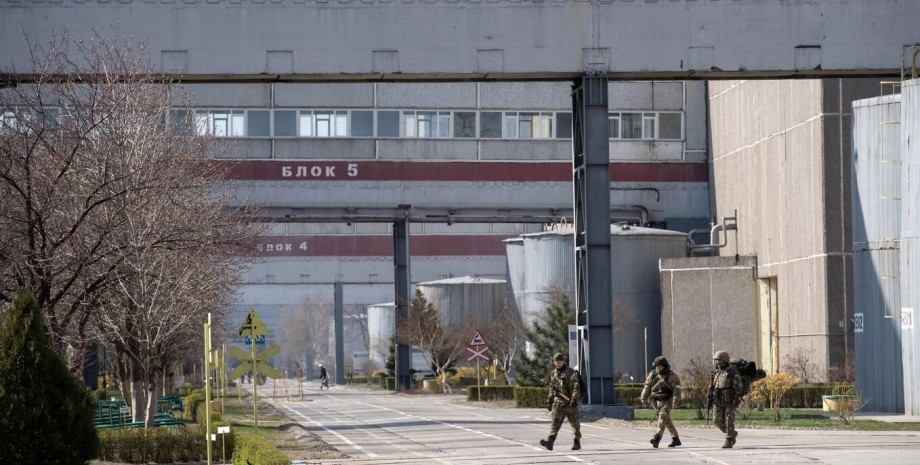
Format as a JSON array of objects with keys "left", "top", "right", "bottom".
[
  {"left": 393, "top": 218, "right": 412, "bottom": 390},
  {"left": 573, "top": 75, "right": 615, "bottom": 406},
  {"left": 334, "top": 281, "right": 345, "bottom": 386}
]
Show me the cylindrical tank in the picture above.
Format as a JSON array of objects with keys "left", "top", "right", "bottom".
[
  {"left": 417, "top": 276, "right": 508, "bottom": 327},
  {"left": 901, "top": 78, "right": 920, "bottom": 415},
  {"left": 852, "top": 94, "right": 904, "bottom": 413},
  {"left": 366, "top": 302, "right": 396, "bottom": 367},
  {"left": 504, "top": 238, "right": 525, "bottom": 314},
  {"left": 514, "top": 225, "right": 687, "bottom": 380},
  {"left": 519, "top": 230, "right": 575, "bottom": 327}
]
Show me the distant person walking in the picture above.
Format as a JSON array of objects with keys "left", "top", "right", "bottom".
[
  {"left": 710, "top": 351, "right": 743, "bottom": 448},
  {"left": 539, "top": 353, "right": 582, "bottom": 451},
  {"left": 640, "top": 356, "right": 682, "bottom": 448},
  {"left": 319, "top": 364, "right": 329, "bottom": 389}
]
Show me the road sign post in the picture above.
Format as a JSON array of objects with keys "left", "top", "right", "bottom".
[{"left": 466, "top": 330, "right": 490, "bottom": 402}]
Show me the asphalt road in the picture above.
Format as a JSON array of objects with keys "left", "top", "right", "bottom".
[{"left": 263, "top": 382, "right": 920, "bottom": 465}]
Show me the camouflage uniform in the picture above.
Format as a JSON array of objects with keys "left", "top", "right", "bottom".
[
  {"left": 711, "top": 352, "right": 743, "bottom": 448},
  {"left": 639, "top": 361, "right": 681, "bottom": 446},
  {"left": 540, "top": 353, "right": 582, "bottom": 451},
  {"left": 548, "top": 364, "right": 582, "bottom": 440}
]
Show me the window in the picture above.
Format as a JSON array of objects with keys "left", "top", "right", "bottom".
[
  {"left": 351, "top": 111, "right": 374, "bottom": 137},
  {"left": 453, "top": 112, "right": 476, "bottom": 138},
  {"left": 402, "top": 111, "right": 450, "bottom": 138},
  {"left": 658, "top": 112, "right": 683, "bottom": 140},
  {"left": 195, "top": 110, "right": 244, "bottom": 137},
  {"left": 556, "top": 112, "right": 572, "bottom": 139},
  {"left": 247, "top": 110, "right": 271, "bottom": 137},
  {"left": 299, "top": 110, "right": 347, "bottom": 137},
  {"left": 377, "top": 111, "right": 400, "bottom": 137},
  {"left": 274, "top": 110, "right": 296, "bottom": 137},
  {"left": 479, "top": 112, "right": 502, "bottom": 138},
  {"left": 609, "top": 111, "right": 683, "bottom": 141},
  {"left": 503, "top": 112, "right": 553, "bottom": 139}
]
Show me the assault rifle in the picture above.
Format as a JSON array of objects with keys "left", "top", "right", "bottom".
[
  {"left": 539, "top": 378, "right": 571, "bottom": 402},
  {"left": 650, "top": 402, "right": 662, "bottom": 424},
  {"left": 706, "top": 384, "right": 715, "bottom": 423}
]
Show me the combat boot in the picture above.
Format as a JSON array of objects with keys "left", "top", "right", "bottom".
[
  {"left": 721, "top": 438, "right": 733, "bottom": 449},
  {"left": 571, "top": 439, "right": 581, "bottom": 450},
  {"left": 650, "top": 434, "right": 662, "bottom": 448},
  {"left": 540, "top": 435, "right": 556, "bottom": 451},
  {"left": 668, "top": 437, "right": 681, "bottom": 448}
]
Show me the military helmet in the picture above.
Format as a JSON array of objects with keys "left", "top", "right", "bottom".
[
  {"left": 553, "top": 352, "right": 566, "bottom": 361},
  {"left": 713, "top": 351, "right": 730, "bottom": 362},
  {"left": 652, "top": 356, "right": 670, "bottom": 367}
]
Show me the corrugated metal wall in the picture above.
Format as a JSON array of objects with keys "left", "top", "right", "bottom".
[
  {"left": 417, "top": 276, "right": 507, "bottom": 327},
  {"left": 520, "top": 231, "right": 575, "bottom": 326},
  {"left": 901, "top": 79, "right": 920, "bottom": 415},
  {"left": 852, "top": 94, "right": 904, "bottom": 412},
  {"left": 367, "top": 303, "right": 396, "bottom": 367},
  {"left": 505, "top": 238, "right": 525, "bottom": 315}
]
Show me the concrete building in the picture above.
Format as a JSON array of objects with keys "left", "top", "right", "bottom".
[{"left": 700, "top": 79, "right": 881, "bottom": 380}]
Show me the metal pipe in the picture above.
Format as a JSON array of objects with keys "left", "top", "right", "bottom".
[{"left": 687, "top": 216, "right": 737, "bottom": 255}]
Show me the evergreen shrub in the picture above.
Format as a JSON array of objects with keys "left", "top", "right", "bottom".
[
  {"left": 232, "top": 432, "right": 291, "bottom": 465},
  {"left": 514, "top": 386, "right": 547, "bottom": 408},
  {"left": 467, "top": 386, "right": 515, "bottom": 402},
  {"left": 0, "top": 287, "right": 99, "bottom": 464}
]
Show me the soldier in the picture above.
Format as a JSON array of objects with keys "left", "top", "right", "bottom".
[
  {"left": 640, "top": 356, "right": 682, "bottom": 448},
  {"left": 710, "top": 350, "right": 743, "bottom": 448},
  {"left": 539, "top": 352, "right": 582, "bottom": 451}
]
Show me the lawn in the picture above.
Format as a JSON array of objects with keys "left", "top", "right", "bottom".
[{"left": 631, "top": 407, "right": 920, "bottom": 431}]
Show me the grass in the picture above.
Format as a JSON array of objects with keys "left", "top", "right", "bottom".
[{"left": 631, "top": 408, "right": 920, "bottom": 431}]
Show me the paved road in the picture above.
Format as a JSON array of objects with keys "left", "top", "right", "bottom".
[{"left": 263, "top": 382, "right": 920, "bottom": 465}]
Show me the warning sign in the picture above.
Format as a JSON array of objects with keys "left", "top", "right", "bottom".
[{"left": 468, "top": 329, "right": 488, "bottom": 347}]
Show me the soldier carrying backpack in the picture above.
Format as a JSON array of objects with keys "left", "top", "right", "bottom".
[
  {"left": 640, "top": 356, "right": 682, "bottom": 448},
  {"left": 709, "top": 350, "right": 744, "bottom": 448}
]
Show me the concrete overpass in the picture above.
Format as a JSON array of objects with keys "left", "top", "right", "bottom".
[{"left": 2, "top": 1, "right": 920, "bottom": 82}]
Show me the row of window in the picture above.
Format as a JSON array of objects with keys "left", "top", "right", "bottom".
[
  {"left": 183, "top": 109, "right": 684, "bottom": 141},
  {"left": 2, "top": 107, "right": 684, "bottom": 142}
]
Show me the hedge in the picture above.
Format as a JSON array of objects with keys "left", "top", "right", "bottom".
[
  {"left": 232, "top": 432, "right": 291, "bottom": 465},
  {"left": 98, "top": 424, "right": 205, "bottom": 462},
  {"left": 514, "top": 386, "right": 547, "bottom": 408},
  {"left": 467, "top": 386, "right": 515, "bottom": 402}
]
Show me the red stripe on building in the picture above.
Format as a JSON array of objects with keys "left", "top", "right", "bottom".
[
  {"left": 221, "top": 160, "right": 707, "bottom": 183},
  {"left": 253, "top": 235, "right": 514, "bottom": 257}
]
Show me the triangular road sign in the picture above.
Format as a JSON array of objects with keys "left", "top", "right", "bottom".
[
  {"left": 468, "top": 329, "right": 488, "bottom": 347},
  {"left": 237, "top": 307, "right": 270, "bottom": 337}
]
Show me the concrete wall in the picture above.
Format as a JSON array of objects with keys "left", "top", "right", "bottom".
[
  {"left": 707, "top": 79, "right": 880, "bottom": 380},
  {"left": 660, "top": 256, "right": 758, "bottom": 372},
  {"left": 4, "top": 2, "right": 919, "bottom": 79}
]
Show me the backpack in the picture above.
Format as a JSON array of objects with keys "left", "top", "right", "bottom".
[
  {"left": 728, "top": 358, "right": 767, "bottom": 397},
  {"left": 574, "top": 370, "right": 588, "bottom": 403}
]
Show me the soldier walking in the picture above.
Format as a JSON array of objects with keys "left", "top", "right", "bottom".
[
  {"left": 539, "top": 352, "right": 582, "bottom": 451},
  {"left": 640, "top": 356, "right": 682, "bottom": 448},
  {"left": 711, "top": 350, "right": 743, "bottom": 448}
]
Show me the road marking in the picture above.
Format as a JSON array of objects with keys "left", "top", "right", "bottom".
[
  {"left": 566, "top": 455, "right": 585, "bottom": 462},
  {"left": 281, "top": 405, "right": 379, "bottom": 458},
  {"left": 688, "top": 451, "right": 736, "bottom": 465}
]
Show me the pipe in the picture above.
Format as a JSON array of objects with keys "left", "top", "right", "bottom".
[{"left": 687, "top": 215, "right": 737, "bottom": 255}]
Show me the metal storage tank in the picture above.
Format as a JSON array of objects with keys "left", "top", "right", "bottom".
[
  {"left": 519, "top": 229, "right": 575, "bottom": 328},
  {"left": 417, "top": 275, "right": 508, "bottom": 327},
  {"left": 515, "top": 225, "right": 687, "bottom": 380},
  {"left": 367, "top": 302, "right": 396, "bottom": 367},
  {"left": 852, "top": 94, "right": 904, "bottom": 412},
  {"left": 901, "top": 78, "right": 920, "bottom": 415},
  {"left": 505, "top": 238, "right": 525, "bottom": 314}
]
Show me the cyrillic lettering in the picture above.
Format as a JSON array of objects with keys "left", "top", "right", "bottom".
[
  {"left": 282, "top": 166, "right": 292, "bottom": 177},
  {"left": 326, "top": 166, "right": 336, "bottom": 177},
  {"left": 296, "top": 166, "right": 309, "bottom": 177},
  {"left": 347, "top": 163, "right": 358, "bottom": 177},
  {"left": 310, "top": 166, "right": 322, "bottom": 177}
]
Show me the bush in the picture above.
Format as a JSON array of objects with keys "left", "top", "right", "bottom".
[
  {"left": 0, "top": 287, "right": 99, "bottom": 464},
  {"left": 514, "top": 386, "right": 547, "bottom": 408},
  {"left": 467, "top": 386, "right": 515, "bottom": 402},
  {"left": 380, "top": 376, "right": 396, "bottom": 390},
  {"left": 98, "top": 424, "right": 206, "bottom": 462},
  {"left": 184, "top": 391, "right": 206, "bottom": 422},
  {"left": 196, "top": 402, "right": 222, "bottom": 424},
  {"left": 615, "top": 386, "right": 643, "bottom": 406},
  {"left": 232, "top": 432, "right": 291, "bottom": 465}
]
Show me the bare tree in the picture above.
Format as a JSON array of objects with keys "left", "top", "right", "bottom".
[
  {"left": 398, "top": 288, "right": 472, "bottom": 393},
  {"left": 279, "top": 294, "right": 333, "bottom": 375},
  {"left": 486, "top": 300, "right": 526, "bottom": 384},
  {"left": 1, "top": 31, "right": 261, "bottom": 425},
  {"left": 783, "top": 347, "right": 819, "bottom": 384}
]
